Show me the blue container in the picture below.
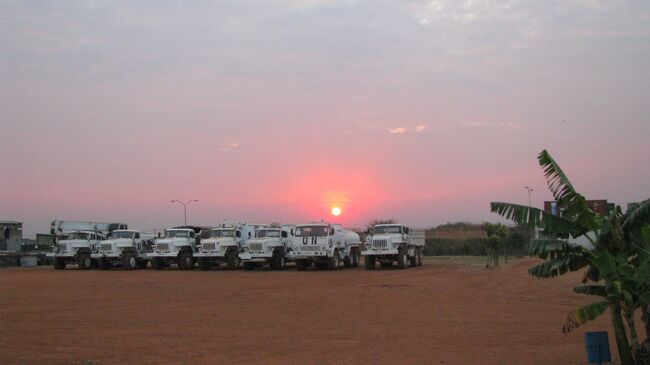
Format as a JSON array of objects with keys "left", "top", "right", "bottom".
[{"left": 585, "top": 331, "right": 611, "bottom": 364}]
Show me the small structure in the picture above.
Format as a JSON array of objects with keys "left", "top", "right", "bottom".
[{"left": 0, "top": 221, "right": 23, "bottom": 252}]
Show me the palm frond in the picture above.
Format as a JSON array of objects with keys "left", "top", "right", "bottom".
[
  {"left": 537, "top": 150, "right": 599, "bottom": 232},
  {"left": 573, "top": 285, "right": 607, "bottom": 297},
  {"left": 490, "top": 202, "right": 587, "bottom": 237},
  {"left": 528, "top": 255, "right": 588, "bottom": 278},
  {"left": 622, "top": 199, "right": 650, "bottom": 231},
  {"left": 563, "top": 300, "right": 609, "bottom": 333},
  {"left": 529, "top": 239, "right": 585, "bottom": 260}
]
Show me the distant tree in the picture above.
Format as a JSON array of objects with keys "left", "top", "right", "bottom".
[
  {"left": 269, "top": 222, "right": 281, "bottom": 228},
  {"left": 483, "top": 222, "right": 507, "bottom": 268}
]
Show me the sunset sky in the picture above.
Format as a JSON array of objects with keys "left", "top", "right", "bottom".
[{"left": 1, "top": 1, "right": 649, "bottom": 236}]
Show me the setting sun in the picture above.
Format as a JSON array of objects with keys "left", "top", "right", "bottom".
[{"left": 331, "top": 207, "right": 341, "bottom": 216}]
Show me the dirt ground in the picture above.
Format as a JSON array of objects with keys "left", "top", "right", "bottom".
[{"left": 0, "top": 257, "right": 616, "bottom": 365}]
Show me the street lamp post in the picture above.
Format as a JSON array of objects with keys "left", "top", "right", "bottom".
[{"left": 171, "top": 199, "right": 198, "bottom": 225}]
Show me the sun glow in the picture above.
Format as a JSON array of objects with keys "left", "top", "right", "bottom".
[{"left": 331, "top": 207, "right": 341, "bottom": 216}]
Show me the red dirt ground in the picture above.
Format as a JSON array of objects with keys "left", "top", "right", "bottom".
[{"left": 0, "top": 258, "right": 617, "bottom": 364}]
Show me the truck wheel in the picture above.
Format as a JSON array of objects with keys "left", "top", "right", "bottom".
[
  {"left": 327, "top": 249, "right": 340, "bottom": 270},
  {"left": 198, "top": 257, "right": 211, "bottom": 271},
  {"left": 296, "top": 259, "right": 307, "bottom": 271},
  {"left": 397, "top": 249, "right": 407, "bottom": 269},
  {"left": 226, "top": 251, "right": 239, "bottom": 270},
  {"left": 271, "top": 252, "right": 285, "bottom": 271},
  {"left": 54, "top": 258, "right": 66, "bottom": 270},
  {"left": 409, "top": 250, "right": 417, "bottom": 267},
  {"left": 178, "top": 252, "right": 193, "bottom": 270},
  {"left": 98, "top": 257, "right": 110, "bottom": 270},
  {"left": 123, "top": 253, "right": 138, "bottom": 270},
  {"left": 353, "top": 250, "right": 360, "bottom": 267},
  {"left": 77, "top": 253, "right": 92, "bottom": 270},
  {"left": 364, "top": 255, "right": 376, "bottom": 270},
  {"left": 344, "top": 254, "right": 353, "bottom": 268},
  {"left": 152, "top": 257, "right": 164, "bottom": 270}
]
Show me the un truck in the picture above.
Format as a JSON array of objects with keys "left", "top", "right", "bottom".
[
  {"left": 195, "top": 223, "right": 267, "bottom": 270},
  {"left": 92, "top": 230, "right": 154, "bottom": 270},
  {"left": 291, "top": 222, "right": 361, "bottom": 270},
  {"left": 148, "top": 226, "right": 206, "bottom": 270},
  {"left": 49, "top": 230, "right": 105, "bottom": 270},
  {"left": 239, "top": 225, "right": 295, "bottom": 270},
  {"left": 362, "top": 224, "right": 424, "bottom": 269}
]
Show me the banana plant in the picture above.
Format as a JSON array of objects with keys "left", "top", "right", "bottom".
[{"left": 490, "top": 150, "right": 649, "bottom": 365}]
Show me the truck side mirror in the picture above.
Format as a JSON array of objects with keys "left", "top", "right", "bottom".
[
  {"left": 3, "top": 227, "right": 9, "bottom": 240},
  {"left": 291, "top": 229, "right": 294, "bottom": 235},
  {"left": 236, "top": 231, "right": 241, "bottom": 238},
  {"left": 135, "top": 233, "right": 140, "bottom": 239},
  {"left": 330, "top": 228, "right": 335, "bottom": 235},
  {"left": 248, "top": 232, "right": 251, "bottom": 238}
]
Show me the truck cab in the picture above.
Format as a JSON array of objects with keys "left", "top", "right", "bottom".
[
  {"left": 362, "top": 224, "right": 424, "bottom": 269},
  {"left": 239, "top": 225, "right": 295, "bottom": 270},
  {"left": 92, "top": 230, "right": 153, "bottom": 270},
  {"left": 291, "top": 222, "right": 361, "bottom": 270},
  {"left": 148, "top": 227, "right": 201, "bottom": 270},
  {"left": 49, "top": 230, "right": 104, "bottom": 270},
  {"left": 195, "top": 223, "right": 268, "bottom": 270}
]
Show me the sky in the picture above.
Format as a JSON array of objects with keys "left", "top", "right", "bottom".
[{"left": 1, "top": 1, "right": 649, "bottom": 236}]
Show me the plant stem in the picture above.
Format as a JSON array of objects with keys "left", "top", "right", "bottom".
[{"left": 611, "top": 303, "right": 635, "bottom": 365}]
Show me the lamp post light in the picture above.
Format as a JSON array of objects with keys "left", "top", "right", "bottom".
[{"left": 171, "top": 199, "right": 198, "bottom": 225}]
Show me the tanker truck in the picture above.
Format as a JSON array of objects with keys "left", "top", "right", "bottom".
[
  {"left": 362, "top": 223, "right": 425, "bottom": 269},
  {"left": 290, "top": 222, "right": 361, "bottom": 270}
]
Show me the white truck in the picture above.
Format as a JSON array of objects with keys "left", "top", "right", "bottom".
[
  {"left": 92, "top": 230, "right": 154, "bottom": 270},
  {"left": 148, "top": 226, "right": 205, "bottom": 270},
  {"left": 239, "top": 225, "right": 295, "bottom": 270},
  {"left": 362, "top": 224, "right": 425, "bottom": 269},
  {"left": 291, "top": 222, "right": 361, "bottom": 271},
  {"left": 195, "top": 223, "right": 268, "bottom": 270},
  {"left": 49, "top": 230, "right": 105, "bottom": 270}
]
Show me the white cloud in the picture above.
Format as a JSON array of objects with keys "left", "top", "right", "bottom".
[
  {"left": 415, "top": 124, "right": 427, "bottom": 132},
  {"left": 220, "top": 142, "right": 241, "bottom": 152},
  {"left": 388, "top": 127, "right": 407, "bottom": 134}
]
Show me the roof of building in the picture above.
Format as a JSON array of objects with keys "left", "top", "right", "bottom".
[{"left": 0, "top": 221, "right": 23, "bottom": 225}]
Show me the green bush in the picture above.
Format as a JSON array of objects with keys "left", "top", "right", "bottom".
[{"left": 423, "top": 236, "right": 529, "bottom": 257}]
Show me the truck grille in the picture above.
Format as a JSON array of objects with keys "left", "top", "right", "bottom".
[
  {"left": 58, "top": 244, "right": 67, "bottom": 253},
  {"left": 202, "top": 242, "right": 216, "bottom": 251},
  {"left": 156, "top": 243, "right": 169, "bottom": 252},
  {"left": 100, "top": 243, "right": 113, "bottom": 252},
  {"left": 249, "top": 243, "right": 264, "bottom": 252},
  {"left": 372, "top": 240, "right": 388, "bottom": 249},
  {"left": 300, "top": 246, "right": 322, "bottom": 252}
]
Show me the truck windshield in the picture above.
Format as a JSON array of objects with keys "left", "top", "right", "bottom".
[
  {"left": 166, "top": 230, "right": 190, "bottom": 238},
  {"left": 374, "top": 226, "right": 402, "bottom": 234},
  {"left": 109, "top": 231, "right": 134, "bottom": 239},
  {"left": 67, "top": 232, "right": 92, "bottom": 240},
  {"left": 295, "top": 226, "right": 328, "bottom": 237},
  {"left": 255, "top": 230, "right": 281, "bottom": 238},
  {"left": 210, "top": 230, "right": 234, "bottom": 238}
]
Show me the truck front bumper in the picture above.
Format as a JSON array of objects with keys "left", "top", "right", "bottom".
[
  {"left": 46, "top": 253, "right": 76, "bottom": 258},
  {"left": 146, "top": 252, "right": 180, "bottom": 259},
  {"left": 239, "top": 252, "right": 272, "bottom": 261},
  {"left": 194, "top": 251, "right": 226, "bottom": 258},
  {"left": 292, "top": 251, "right": 329, "bottom": 259},
  {"left": 362, "top": 249, "right": 399, "bottom": 256}
]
